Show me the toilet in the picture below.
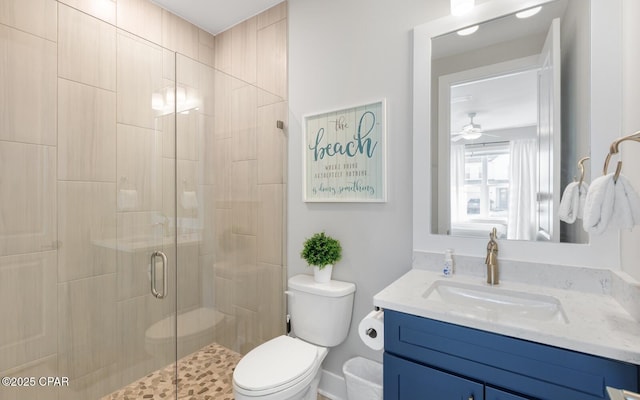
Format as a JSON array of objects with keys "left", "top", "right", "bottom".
[{"left": 233, "top": 274, "right": 356, "bottom": 400}]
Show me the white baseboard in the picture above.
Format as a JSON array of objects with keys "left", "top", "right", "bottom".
[{"left": 317, "top": 368, "right": 347, "bottom": 400}]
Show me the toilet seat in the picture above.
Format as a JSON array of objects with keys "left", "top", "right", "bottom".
[{"left": 233, "top": 336, "right": 323, "bottom": 396}]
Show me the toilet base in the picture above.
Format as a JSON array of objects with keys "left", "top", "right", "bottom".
[{"left": 234, "top": 366, "right": 321, "bottom": 400}]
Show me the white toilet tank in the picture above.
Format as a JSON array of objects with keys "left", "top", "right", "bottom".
[{"left": 287, "top": 274, "right": 356, "bottom": 347}]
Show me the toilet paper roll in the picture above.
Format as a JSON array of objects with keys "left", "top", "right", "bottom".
[{"left": 358, "top": 310, "right": 384, "bottom": 351}]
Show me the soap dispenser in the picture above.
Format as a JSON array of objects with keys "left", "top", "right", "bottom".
[{"left": 443, "top": 249, "right": 454, "bottom": 277}]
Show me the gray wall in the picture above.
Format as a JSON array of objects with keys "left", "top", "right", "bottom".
[{"left": 287, "top": 0, "right": 448, "bottom": 375}]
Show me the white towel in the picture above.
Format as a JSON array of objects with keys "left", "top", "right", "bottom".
[
  {"left": 612, "top": 175, "right": 640, "bottom": 230},
  {"left": 558, "top": 181, "right": 589, "bottom": 224},
  {"left": 583, "top": 173, "right": 640, "bottom": 235}
]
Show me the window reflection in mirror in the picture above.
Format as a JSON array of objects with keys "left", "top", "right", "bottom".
[
  {"left": 431, "top": 0, "right": 590, "bottom": 244},
  {"left": 451, "top": 142, "right": 511, "bottom": 238}
]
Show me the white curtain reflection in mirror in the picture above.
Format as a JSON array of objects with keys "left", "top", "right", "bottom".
[
  {"left": 507, "top": 139, "right": 537, "bottom": 240},
  {"left": 450, "top": 144, "right": 466, "bottom": 225}
]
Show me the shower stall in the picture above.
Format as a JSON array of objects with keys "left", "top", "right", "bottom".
[{"left": 0, "top": 1, "right": 287, "bottom": 399}]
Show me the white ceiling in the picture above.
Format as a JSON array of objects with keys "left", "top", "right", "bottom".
[
  {"left": 150, "top": 0, "right": 285, "bottom": 35},
  {"left": 432, "top": 0, "right": 567, "bottom": 60},
  {"left": 450, "top": 69, "right": 539, "bottom": 136},
  {"left": 434, "top": 0, "right": 568, "bottom": 143}
]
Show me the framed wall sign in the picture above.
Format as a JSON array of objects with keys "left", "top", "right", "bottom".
[{"left": 303, "top": 100, "right": 387, "bottom": 202}]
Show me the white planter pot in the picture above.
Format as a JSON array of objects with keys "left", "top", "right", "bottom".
[{"left": 313, "top": 264, "right": 333, "bottom": 283}]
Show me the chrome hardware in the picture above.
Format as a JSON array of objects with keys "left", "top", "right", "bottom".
[
  {"left": 468, "top": 396, "right": 474, "bottom": 400},
  {"left": 366, "top": 328, "right": 377, "bottom": 338},
  {"left": 150, "top": 251, "right": 168, "bottom": 299}
]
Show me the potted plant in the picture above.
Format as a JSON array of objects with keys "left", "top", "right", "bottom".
[{"left": 300, "top": 232, "right": 342, "bottom": 283}]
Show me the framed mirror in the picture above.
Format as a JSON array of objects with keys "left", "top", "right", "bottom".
[
  {"left": 413, "top": 0, "right": 622, "bottom": 267},
  {"left": 432, "top": 0, "right": 587, "bottom": 243}
]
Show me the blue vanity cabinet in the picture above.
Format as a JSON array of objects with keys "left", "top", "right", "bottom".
[
  {"left": 384, "top": 310, "right": 639, "bottom": 400},
  {"left": 485, "top": 387, "right": 530, "bottom": 400},
  {"left": 385, "top": 352, "right": 484, "bottom": 399}
]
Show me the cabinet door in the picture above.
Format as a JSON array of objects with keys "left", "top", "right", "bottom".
[
  {"left": 486, "top": 386, "right": 531, "bottom": 400},
  {"left": 385, "top": 353, "right": 483, "bottom": 400},
  {"left": 386, "top": 310, "right": 639, "bottom": 399}
]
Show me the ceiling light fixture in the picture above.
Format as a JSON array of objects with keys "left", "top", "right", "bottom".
[
  {"left": 457, "top": 25, "right": 479, "bottom": 36},
  {"left": 451, "top": 0, "right": 475, "bottom": 16},
  {"left": 516, "top": 6, "right": 542, "bottom": 19},
  {"left": 452, "top": 112, "right": 483, "bottom": 141}
]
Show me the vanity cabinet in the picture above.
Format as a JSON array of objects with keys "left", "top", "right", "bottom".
[
  {"left": 485, "top": 387, "right": 530, "bottom": 400},
  {"left": 384, "top": 310, "right": 639, "bottom": 400},
  {"left": 385, "top": 352, "right": 483, "bottom": 399}
]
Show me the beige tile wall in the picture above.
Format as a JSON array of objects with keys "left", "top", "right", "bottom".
[
  {"left": 115, "top": 0, "right": 162, "bottom": 44},
  {"left": 57, "top": 182, "right": 117, "bottom": 282},
  {"left": 0, "top": 0, "right": 57, "bottom": 41},
  {"left": 0, "top": 142, "right": 57, "bottom": 256},
  {"left": 57, "top": 78, "right": 117, "bottom": 182},
  {"left": 257, "top": 19, "right": 288, "bottom": 99},
  {"left": 0, "top": 252, "right": 57, "bottom": 373},
  {"left": 58, "top": 4, "right": 116, "bottom": 91},
  {"left": 0, "top": 0, "right": 287, "bottom": 398},
  {"left": 209, "top": 0, "right": 288, "bottom": 355},
  {"left": 0, "top": 24, "right": 56, "bottom": 145}
]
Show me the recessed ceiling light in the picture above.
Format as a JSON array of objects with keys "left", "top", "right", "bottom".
[
  {"left": 457, "top": 25, "right": 479, "bottom": 36},
  {"left": 516, "top": 6, "right": 542, "bottom": 19}
]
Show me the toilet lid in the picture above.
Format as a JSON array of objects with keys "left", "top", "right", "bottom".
[{"left": 234, "top": 336, "right": 319, "bottom": 393}]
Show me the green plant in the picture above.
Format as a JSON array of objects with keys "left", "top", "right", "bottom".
[{"left": 300, "top": 232, "right": 342, "bottom": 269}]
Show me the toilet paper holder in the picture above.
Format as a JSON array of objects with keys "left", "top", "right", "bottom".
[
  {"left": 366, "top": 306, "right": 382, "bottom": 338},
  {"left": 359, "top": 307, "right": 384, "bottom": 351}
]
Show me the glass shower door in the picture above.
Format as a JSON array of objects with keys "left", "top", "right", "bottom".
[
  {"left": 92, "top": 33, "right": 179, "bottom": 399},
  {"left": 172, "top": 53, "right": 228, "bottom": 397},
  {"left": 108, "top": 33, "right": 179, "bottom": 398},
  {"left": 0, "top": 10, "right": 180, "bottom": 399},
  {"left": 172, "top": 49, "right": 289, "bottom": 396}
]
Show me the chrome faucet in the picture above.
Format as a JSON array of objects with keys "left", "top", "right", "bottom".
[{"left": 485, "top": 227, "right": 499, "bottom": 285}]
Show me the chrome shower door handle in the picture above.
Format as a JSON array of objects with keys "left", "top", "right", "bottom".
[{"left": 150, "top": 251, "right": 168, "bottom": 299}]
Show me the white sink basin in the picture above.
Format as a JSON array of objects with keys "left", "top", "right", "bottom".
[{"left": 423, "top": 280, "right": 568, "bottom": 324}]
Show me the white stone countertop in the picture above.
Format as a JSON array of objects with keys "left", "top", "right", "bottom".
[{"left": 373, "top": 268, "right": 640, "bottom": 365}]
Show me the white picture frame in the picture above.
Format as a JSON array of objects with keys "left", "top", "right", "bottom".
[{"left": 303, "top": 100, "right": 387, "bottom": 202}]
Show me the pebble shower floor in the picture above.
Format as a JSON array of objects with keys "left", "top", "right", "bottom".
[{"left": 101, "top": 343, "right": 241, "bottom": 400}]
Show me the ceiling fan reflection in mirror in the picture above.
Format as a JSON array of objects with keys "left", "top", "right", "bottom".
[{"left": 451, "top": 112, "right": 485, "bottom": 141}]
